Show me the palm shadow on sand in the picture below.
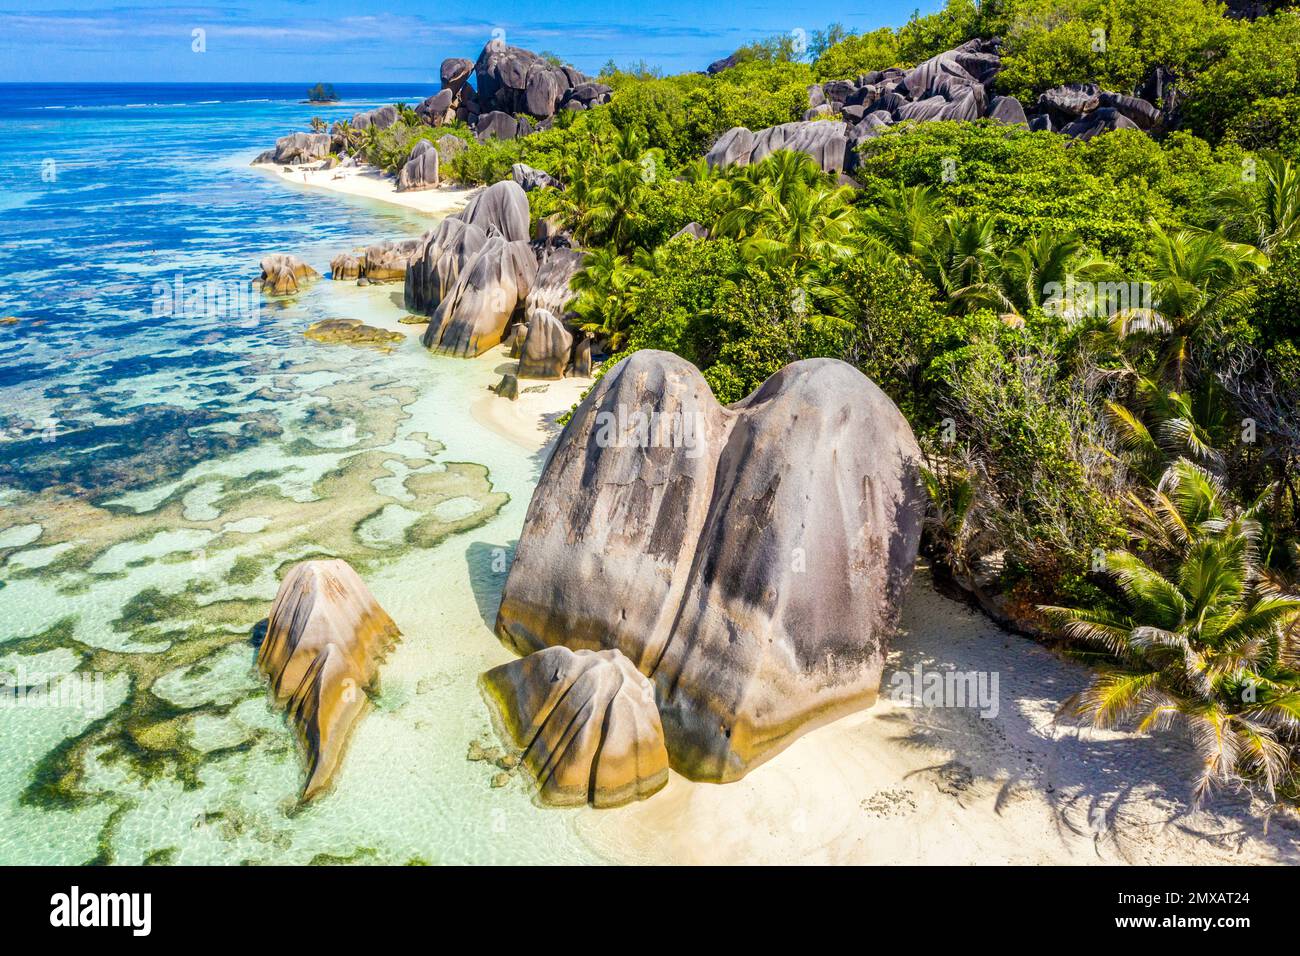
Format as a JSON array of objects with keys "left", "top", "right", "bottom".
[{"left": 881, "top": 580, "right": 1300, "bottom": 864}]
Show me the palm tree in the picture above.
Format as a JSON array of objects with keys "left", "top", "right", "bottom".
[
  {"left": 1104, "top": 375, "right": 1229, "bottom": 483},
  {"left": 861, "top": 183, "right": 942, "bottom": 263},
  {"left": 1212, "top": 153, "right": 1300, "bottom": 255},
  {"left": 1041, "top": 459, "right": 1300, "bottom": 802},
  {"left": 712, "top": 150, "right": 859, "bottom": 271},
  {"left": 309, "top": 116, "right": 327, "bottom": 134},
  {"left": 569, "top": 248, "right": 640, "bottom": 350},
  {"left": 999, "top": 232, "right": 1114, "bottom": 319},
  {"left": 1110, "top": 226, "right": 1265, "bottom": 389}
]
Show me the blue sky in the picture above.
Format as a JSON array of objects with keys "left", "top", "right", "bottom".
[{"left": 0, "top": 1, "right": 939, "bottom": 82}]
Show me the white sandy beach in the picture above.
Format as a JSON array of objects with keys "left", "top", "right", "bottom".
[{"left": 253, "top": 160, "right": 478, "bottom": 216}]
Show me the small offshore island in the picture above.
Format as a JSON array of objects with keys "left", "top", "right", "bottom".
[{"left": 4, "top": 0, "right": 1300, "bottom": 867}]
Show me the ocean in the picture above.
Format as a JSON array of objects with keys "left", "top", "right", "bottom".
[{"left": 0, "top": 83, "right": 616, "bottom": 864}]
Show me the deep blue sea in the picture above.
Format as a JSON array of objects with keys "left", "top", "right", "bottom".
[{"left": 0, "top": 84, "right": 617, "bottom": 864}]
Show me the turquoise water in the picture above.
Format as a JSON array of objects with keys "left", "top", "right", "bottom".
[{"left": 0, "top": 85, "right": 615, "bottom": 864}]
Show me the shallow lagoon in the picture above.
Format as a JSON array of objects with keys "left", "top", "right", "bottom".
[{"left": 0, "top": 85, "right": 613, "bottom": 864}]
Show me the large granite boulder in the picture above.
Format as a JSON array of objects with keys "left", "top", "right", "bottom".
[
  {"left": 1061, "top": 107, "right": 1140, "bottom": 141},
  {"left": 481, "top": 646, "right": 669, "bottom": 807},
  {"left": 988, "top": 95, "right": 1029, "bottom": 126},
  {"left": 459, "top": 180, "right": 530, "bottom": 243},
  {"left": 257, "top": 559, "right": 400, "bottom": 800},
  {"left": 253, "top": 131, "right": 331, "bottom": 165},
  {"left": 362, "top": 239, "right": 422, "bottom": 281},
  {"left": 704, "top": 126, "right": 757, "bottom": 169},
  {"left": 496, "top": 351, "right": 925, "bottom": 782},
  {"left": 475, "top": 110, "right": 522, "bottom": 142},
  {"left": 517, "top": 309, "right": 573, "bottom": 379},
  {"left": 474, "top": 41, "right": 586, "bottom": 120},
  {"left": 422, "top": 234, "right": 537, "bottom": 356},
  {"left": 1037, "top": 83, "right": 1101, "bottom": 123},
  {"left": 415, "top": 89, "right": 455, "bottom": 126},
  {"left": 440, "top": 56, "right": 474, "bottom": 94},
  {"left": 435, "top": 133, "right": 468, "bottom": 163},
  {"left": 707, "top": 122, "right": 849, "bottom": 174},
  {"left": 571, "top": 334, "right": 592, "bottom": 377},
  {"left": 397, "top": 140, "right": 439, "bottom": 191},
  {"left": 1098, "top": 91, "right": 1162, "bottom": 130},
  {"left": 351, "top": 104, "right": 399, "bottom": 130},
  {"left": 253, "top": 254, "right": 319, "bottom": 295}
]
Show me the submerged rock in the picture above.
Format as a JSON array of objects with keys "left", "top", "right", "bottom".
[
  {"left": 257, "top": 559, "right": 401, "bottom": 801},
  {"left": 496, "top": 351, "right": 925, "bottom": 782},
  {"left": 481, "top": 645, "right": 669, "bottom": 807},
  {"left": 304, "top": 319, "right": 404, "bottom": 351},
  {"left": 254, "top": 254, "right": 319, "bottom": 296}
]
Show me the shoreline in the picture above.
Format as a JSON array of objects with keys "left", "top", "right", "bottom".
[{"left": 252, "top": 160, "right": 478, "bottom": 216}]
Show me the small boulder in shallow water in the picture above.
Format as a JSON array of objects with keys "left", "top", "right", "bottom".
[
  {"left": 257, "top": 559, "right": 401, "bottom": 801},
  {"left": 254, "top": 254, "right": 319, "bottom": 296},
  {"left": 481, "top": 645, "right": 669, "bottom": 808},
  {"left": 494, "top": 372, "right": 520, "bottom": 400}
]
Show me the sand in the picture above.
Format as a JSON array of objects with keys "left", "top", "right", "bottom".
[
  {"left": 574, "top": 577, "right": 1300, "bottom": 865},
  {"left": 253, "top": 161, "right": 478, "bottom": 217}
]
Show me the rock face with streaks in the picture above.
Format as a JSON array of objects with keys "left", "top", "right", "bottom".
[
  {"left": 253, "top": 131, "right": 332, "bottom": 165},
  {"left": 517, "top": 309, "right": 573, "bottom": 379},
  {"left": 397, "top": 140, "right": 439, "bottom": 191},
  {"left": 254, "top": 254, "right": 319, "bottom": 295},
  {"left": 257, "top": 559, "right": 401, "bottom": 801},
  {"left": 525, "top": 246, "right": 583, "bottom": 321},
  {"left": 421, "top": 233, "right": 537, "bottom": 356},
  {"left": 404, "top": 180, "right": 528, "bottom": 313},
  {"left": 496, "top": 351, "right": 926, "bottom": 782},
  {"left": 481, "top": 645, "right": 669, "bottom": 807}
]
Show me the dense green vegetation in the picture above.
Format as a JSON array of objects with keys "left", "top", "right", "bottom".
[{"left": 356, "top": 0, "right": 1300, "bottom": 799}]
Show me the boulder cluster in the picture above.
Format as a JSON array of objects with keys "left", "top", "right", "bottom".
[
  {"left": 409, "top": 42, "right": 612, "bottom": 144},
  {"left": 493, "top": 351, "right": 926, "bottom": 789},
  {"left": 709, "top": 38, "right": 1169, "bottom": 175},
  {"left": 257, "top": 559, "right": 401, "bottom": 801},
  {"left": 329, "top": 238, "right": 423, "bottom": 284},
  {"left": 403, "top": 181, "right": 590, "bottom": 378}
]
